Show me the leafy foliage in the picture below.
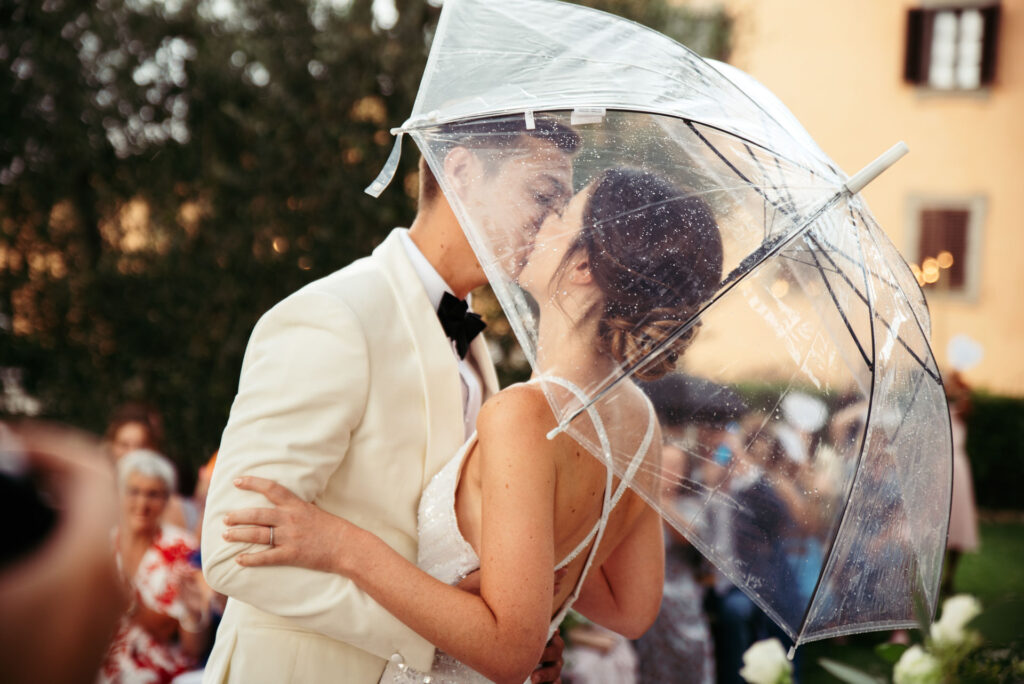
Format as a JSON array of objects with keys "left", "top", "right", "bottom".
[
  {"left": 1, "top": 0, "right": 731, "bottom": 483},
  {"left": 965, "top": 393, "right": 1024, "bottom": 510}
]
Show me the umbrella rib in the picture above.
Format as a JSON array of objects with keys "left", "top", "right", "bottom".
[
  {"left": 684, "top": 119, "right": 838, "bottom": 225},
  {"left": 778, "top": 252, "right": 841, "bottom": 274},
  {"left": 812, "top": 231, "right": 908, "bottom": 305},
  {"left": 812, "top": 208, "right": 935, "bottom": 378},
  {"left": 807, "top": 234, "right": 940, "bottom": 384},
  {"left": 687, "top": 119, "right": 824, "bottom": 293},
  {"left": 743, "top": 142, "right": 799, "bottom": 218},
  {"left": 855, "top": 208, "right": 935, "bottom": 342},
  {"left": 683, "top": 119, "right": 835, "bottom": 186},
  {"left": 762, "top": 192, "right": 770, "bottom": 241},
  {"left": 684, "top": 121, "right": 794, "bottom": 219},
  {"left": 810, "top": 212, "right": 930, "bottom": 336},
  {"left": 807, "top": 248, "right": 873, "bottom": 370}
]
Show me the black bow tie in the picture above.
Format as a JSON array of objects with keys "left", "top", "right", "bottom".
[{"left": 437, "top": 292, "right": 486, "bottom": 359}]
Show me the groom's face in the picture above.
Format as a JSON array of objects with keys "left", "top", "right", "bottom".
[{"left": 449, "top": 136, "right": 574, "bottom": 281}]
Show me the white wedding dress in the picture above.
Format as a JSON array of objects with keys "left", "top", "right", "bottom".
[{"left": 380, "top": 376, "right": 655, "bottom": 684}]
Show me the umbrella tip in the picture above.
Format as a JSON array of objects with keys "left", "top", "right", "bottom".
[
  {"left": 787, "top": 645, "right": 797, "bottom": 661},
  {"left": 546, "top": 424, "right": 565, "bottom": 440},
  {"left": 843, "top": 141, "right": 909, "bottom": 196}
]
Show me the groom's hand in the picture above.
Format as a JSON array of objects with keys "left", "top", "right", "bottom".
[
  {"left": 531, "top": 632, "right": 564, "bottom": 684},
  {"left": 224, "top": 476, "right": 355, "bottom": 574}
]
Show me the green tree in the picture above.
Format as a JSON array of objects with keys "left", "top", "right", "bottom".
[{"left": 1, "top": 0, "right": 730, "bottom": 483}]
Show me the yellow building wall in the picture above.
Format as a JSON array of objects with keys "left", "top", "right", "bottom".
[{"left": 687, "top": 0, "right": 1024, "bottom": 395}]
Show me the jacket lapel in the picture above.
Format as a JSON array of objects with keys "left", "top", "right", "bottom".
[
  {"left": 373, "top": 229, "right": 465, "bottom": 490},
  {"left": 467, "top": 334, "right": 499, "bottom": 401}
]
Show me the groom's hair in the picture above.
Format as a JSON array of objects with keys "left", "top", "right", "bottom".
[{"left": 418, "top": 114, "right": 580, "bottom": 206}]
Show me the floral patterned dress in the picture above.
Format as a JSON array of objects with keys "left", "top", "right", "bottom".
[{"left": 99, "top": 524, "right": 198, "bottom": 684}]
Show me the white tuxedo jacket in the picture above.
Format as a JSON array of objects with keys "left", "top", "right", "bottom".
[{"left": 202, "top": 229, "right": 499, "bottom": 683}]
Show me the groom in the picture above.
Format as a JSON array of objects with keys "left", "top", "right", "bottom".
[{"left": 202, "top": 116, "right": 580, "bottom": 683}]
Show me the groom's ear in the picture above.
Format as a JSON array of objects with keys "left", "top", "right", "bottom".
[{"left": 443, "top": 147, "right": 484, "bottom": 195}]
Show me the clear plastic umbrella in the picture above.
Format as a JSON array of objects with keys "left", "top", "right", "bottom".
[{"left": 368, "top": 0, "right": 951, "bottom": 652}]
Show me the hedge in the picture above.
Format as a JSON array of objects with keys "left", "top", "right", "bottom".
[{"left": 967, "top": 393, "right": 1024, "bottom": 511}]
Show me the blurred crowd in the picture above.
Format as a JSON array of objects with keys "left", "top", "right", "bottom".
[
  {"left": 561, "top": 374, "right": 978, "bottom": 684},
  {"left": 96, "top": 403, "right": 223, "bottom": 684},
  {"left": 0, "top": 404, "right": 223, "bottom": 684},
  {"left": 0, "top": 376, "right": 977, "bottom": 683}
]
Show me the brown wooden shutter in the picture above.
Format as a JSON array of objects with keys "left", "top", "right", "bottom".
[
  {"left": 980, "top": 5, "right": 1001, "bottom": 85},
  {"left": 904, "top": 8, "right": 927, "bottom": 84}
]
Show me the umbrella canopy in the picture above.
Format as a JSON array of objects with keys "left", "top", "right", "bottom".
[{"left": 370, "top": 0, "right": 952, "bottom": 650}]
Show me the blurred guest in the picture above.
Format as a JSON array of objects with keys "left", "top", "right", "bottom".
[
  {"left": 104, "top": 403, "right": 165, "bottom": 462},
  {"left": 189, "top": 452, "right": 227, "bottom": 667},
  {"left": 0, "top": 422, "right": 126, "bottom": 684},
  {"left": 634, "top": 531, "right": 714, "bottom": 684},
  {"left": 104, "top": 403, "right": 196, "bottom": 532},
  {"left": 192, "top": 452, "right": 217, "bottom": 543},
  {"left": 704, "top": 421, "right": 802, "bottom": 684},
  {"left": 563, "top": 619, "right": 638, "bottom": 684},
  {"left": 160, "top": 453, "right": 227, "bottom": 681},
  {"left": 633, "top": 433, "right": 715, "bottom": 684},
  {"left": 99, "top": 449, "right": 208, "bottom": 683},
  {"left": 943, "top": 371, "right": 980, "bottom": 595}
]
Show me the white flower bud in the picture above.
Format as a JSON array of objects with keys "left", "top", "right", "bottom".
[
  {"left": 893, "top": 645, "right": 942, "bottom": 684},
  {"left": 739, "top": 638, "right": 792, "bottom": 684},
  {"left": 930, "top": 594, "right": 982, "bottom": 647}
]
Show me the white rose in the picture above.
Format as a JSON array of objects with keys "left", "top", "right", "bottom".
[
  {"left": 739, "top": 638, "right": 792, "bottom": 684},
  {"left": 893, "top": 645, "right": 942, "bottom": 684},
  {"left": 930, "top": 594, "right": 982, "bottom": 647}
]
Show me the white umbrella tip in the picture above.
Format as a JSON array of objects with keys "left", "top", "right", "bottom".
[{"left": 843, "top": 141, "right": 909, "bottom": 196}]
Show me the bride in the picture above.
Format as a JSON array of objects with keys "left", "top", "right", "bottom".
[{"left": 222, "top": 167, "right": 724, "bottom": 684}]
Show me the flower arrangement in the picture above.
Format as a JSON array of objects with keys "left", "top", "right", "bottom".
[{"left": 816, "top": 594, "right": 1023, "bottom": 684}]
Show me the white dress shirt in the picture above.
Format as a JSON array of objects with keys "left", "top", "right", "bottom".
[{"left": 400, "top": 231, "right": 483, "bottom": 440}]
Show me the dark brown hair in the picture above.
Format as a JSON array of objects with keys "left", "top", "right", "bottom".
[
  {"left": 418, "top": 114, "right": 581, "bottom": 204},
  {"left": 104, "top": 401, "right": 164, "bottom": 450},
  {"left": 562, "top": 167, "right": 723, "bottom": 381}
]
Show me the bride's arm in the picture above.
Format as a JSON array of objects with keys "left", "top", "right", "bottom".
[
  {"left": 570, "top": 503, "right": 665, "bottom": 638},
  {"left": 222, "top": 388, "right": 559, "bottom": 684}
]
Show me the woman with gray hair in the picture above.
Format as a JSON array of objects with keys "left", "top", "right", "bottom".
[{"left": 99, "top": 449, "right": 208, "bottom": 683}]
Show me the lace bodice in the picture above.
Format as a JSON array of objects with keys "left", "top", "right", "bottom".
[
  {"left": 382, "top": 376, "right": 655, "bottom": 684},
  {"left": 416, "top": 434, "right": 483, "bottom": 588}
]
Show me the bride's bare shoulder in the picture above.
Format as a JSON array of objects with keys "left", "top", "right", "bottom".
[
  {"left": 479, "top": 383, "right": 552, "bottom": 427},
  {"left": 476, "top": 383, "right": 563, "bottom": 451}
]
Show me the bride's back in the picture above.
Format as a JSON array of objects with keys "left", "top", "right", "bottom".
[{"left": 455, "top": 379, "right": 660, "bottom": 617}]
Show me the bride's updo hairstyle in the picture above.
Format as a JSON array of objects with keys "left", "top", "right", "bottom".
[{"left": 561, "top": 167, "right": 723, "bottom": 381}]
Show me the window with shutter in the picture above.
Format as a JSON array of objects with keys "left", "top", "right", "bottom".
[
  {"left": 904, "top": 4, "right": 1000, "bottom": 90},
  {"left": 906, "top": 196, "right": 985, "bottom": 298}
]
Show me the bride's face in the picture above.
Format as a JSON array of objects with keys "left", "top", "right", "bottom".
[{"left": 517, "top": 184, "right": 592, "bottom": 301}]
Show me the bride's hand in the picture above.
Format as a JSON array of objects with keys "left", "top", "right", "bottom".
[{"left": 222, "top": 476, "right": 355, "bottom": 574}]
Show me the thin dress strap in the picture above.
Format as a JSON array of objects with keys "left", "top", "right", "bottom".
[{"left": 531, "top": 375, "right": 657, "bottom": 637}]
